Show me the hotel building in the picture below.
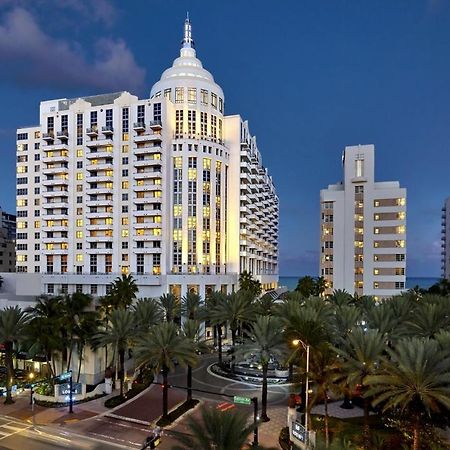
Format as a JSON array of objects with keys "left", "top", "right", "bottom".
[
  {"left": 442, "top": 197, "right": 450, "bottom": 280},
  {"left": 15, "top": 18, "right": 278, "bottom": 301},
  {"left": 320, "top": 145, "right": 406, "bottom": 298},
  {"left": 0, "top": 208, "right": 16, "bottom": 273}
]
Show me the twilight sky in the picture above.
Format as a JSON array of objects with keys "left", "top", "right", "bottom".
[{"left": 0, "top": 0, "right": 448, "bottom": 277}]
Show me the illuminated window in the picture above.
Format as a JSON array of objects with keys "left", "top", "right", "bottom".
[
  {"left": 76, "top": 231, "right": 83, "bottom": 238},
  {"left": 106, "top": 145, "right": 113, "bottom": 153},
  {"left": 397, "top": 225, "right": 405, "bottom": 234},
  {"left": 373, "top": 282, "right": 379, "bottom": 289},
  {"left": 76, "top": 219, "right": 83, "bottom": 227},
  {"left": 17, "top": 199, "right": 27, "bottom": 207},
  {"left": 175, "top": 87, "right": 184, "bottom": 103},
  {"left": 121, "top": 217, "right": 129, "bottom": 225},
  {"left": 76, "top": 254, "right": 83, "bottom": 262},
  {"left": 203, "top": 206, "right": 210, "bottom": 216},
  {"left": 137, "top": 229, "right": 144, "bottom": 235},
  {"left": 106, "top": 218, "right": 113, "bottom": 225},
  {"left": 154, "top": 178, "right": 161, "bottom": 185},
  {"left": 76, "top": 172, "right": 83, "bottom": 180},
  {"left": 396, "top": 240, "right": 405, "bottom": 248},
  {"left": 174, "top": 157, "right": 182, "bottom": 169},
  {"left": 397, "top": 198, "right": 406, "bottom": 206},
  {"left": 188, "top": 88, "right": 197, "bottom": 103},
  {"left": 152, "top": 228, "right": 162, "bottom": 236},
  {"left": 106, "top": 170, "right": 113, "bottom": 177},
  {"left": 17, "top": 221, "right": 27, "bottom": 229},
  {"left": 77, "top": 149, "right": 83, "bottom": 157},
  {"left": 374, "top": 214, "right": 380, "bottom": 221},
  {"left": 106, "top": 230, "right": 113, "bottom": 237},
  {"left": 121, "top": 266, "right": 129, "bottom": 274},
  {"left": 188, "top": 217, "right": 196, "bottom": 229},
  {"left": 374, "top": 228, "right": 380, "bottom": 234},
  {"left": 154, "top": 216, "right": 162, "bottom": 223},
  {"left": 122, "top": 145, "right": 129, "bottom": 153},
  {"left": 46, "top": 243, "right": 54, "bottom": 250},
  {"left": 122, "top": 230, "right": 129, "bottom": 237},
  {"left": 61, "top": 243, "right": 68, "bottom": 250},
  {"left": 374, "top": 241, "right": 379, "bottom": 248},
  {"left": 17, "top": 255, "right": 27, "bottom": 262},
  {"left": 398, "top": 211, "right": 406, "bottom": 220},
  {"left": 122, "top": 133, "right": 129, "bottom": 141},
  {"left": 374, "top": 201, "right": 380, "bottom": 207},
  {"left": 188, "top": 168, "right": 197, "bottom": 180},
  {"left": 374, "top": 269, "right": 379, "bottom": 275},
  {"left": 122, "top": 181, "right": 129, "bottom": 189},
  {"left": 173, "top": 229, "right": 182, "bottom": 240},
  {"left": 154, "top": 190, "right": 162, "bottom": 198},
  {"left": 17, "top": 166, "right": 27, "bottom": 173},
  {"left": 174, "top": 205, "right": 182, "bottom": 216}
]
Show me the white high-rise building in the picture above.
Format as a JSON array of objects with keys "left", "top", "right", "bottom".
[
  {"left": 15, "top": 18, "right": 279, "bottom": 301},
  {"left": 442, "top": 197, "right": 450, "bottom": 280},
  {"left": 320, "top": 145, "right": 406, "bottom": 298}
]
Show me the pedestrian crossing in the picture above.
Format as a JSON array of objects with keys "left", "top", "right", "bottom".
[{"left": 0, "top": 420, "right": 31, "bottom": 440}]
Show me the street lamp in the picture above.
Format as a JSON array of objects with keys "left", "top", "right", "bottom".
[{"left": 292, "top": 339, "right": 310, "bottom": 447}]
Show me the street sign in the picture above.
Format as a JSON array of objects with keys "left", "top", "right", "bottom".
[
  {"left": 56, "top": 371, "right": 72, "bottom": 382},
  {"left": 58, "top": 382, "right": 82, "bottom": 396},
  {"left": 292, "top": 420, "right": 307, "bottom": 443},
  {"left": 233, "top": 395, "right": 251, "bottom": 405}
]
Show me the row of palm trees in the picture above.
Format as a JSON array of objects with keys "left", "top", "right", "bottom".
[{"left": 1, "top": 273, "right": 450, "bottom": 449}]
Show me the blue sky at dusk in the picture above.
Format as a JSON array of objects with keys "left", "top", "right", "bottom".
[{"left": 0, "top": 0, "right": 448, "bottom": 277}]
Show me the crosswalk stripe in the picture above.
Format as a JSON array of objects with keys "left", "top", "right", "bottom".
[{"left": 1, "top": 424, "right": 27, "bottom": 432}]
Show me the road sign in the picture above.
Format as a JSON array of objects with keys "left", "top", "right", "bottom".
[
  {"left": 233, "top": 395, "right": 251, "bottom": 405},
  {"left": 56, "top": 371, "right": 72, "bottom": 382},
  {"left": 58, "top": 382, "right": 82, "bottom": 396},
  {"left": 292, "top": 420, "right": 307, "bottom": 443}
]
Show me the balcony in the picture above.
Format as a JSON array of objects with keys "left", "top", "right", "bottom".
[
  {"left": 131, "top": 247, "right": 162, "bottom": 254},
  {"left": 133, "top": 210, "right": 161, "bottom": 217},
  {"left": 42, "top": 143, "right": 69, "bottom": 152},
  {"left": 86, "top": 211, "right": 113, "bottom": 220},
  {"left": 42, "top": 166, "right": 68, "bottom": 176},
  {"left": 86, "top": 138, "right": 113, "bottom": 148},
  {"left": 42, "top": 190, "right": 68, "bottom": 198},
  {"left": 42, "top": 225, "right": 68, "bottom": 232},
  {"left": 86, "top": 200, "right": 114, "bottom": 208},
  {"left": 134, "top": 132, "right": 162, "bottom": 144},
  {"left": 149, "top": 120, "right": 162, "bottom": 131},
  {"left": 132, "top": 235, "right": 161, "bottom": 242},
  {"left": 133, "top": 122, "right": 146, "bottom": 132},
  {"left": 86, "top": 127, "right": 99, "bottom": 137},
  {"left": 134, "top": 159, "right": 161, "bottom": 168},
  {"left": 133, "top": 183, "right": 162, "bottom": 192},
  {"left": 86, "top": 162, "right": 113, "bottom": 172},
  {"left": 42, "top": 178, "right": 69, "bottom": 187},
  {"left": 43, "top": 132, "right": 55, "bottom": 142},
  {"left": 86, "top": 150, "right": 114, "bottom": 159},
  {"left": 86, "top": 223, "right": 113, "bottom": 231},
  {"left": 87, "top": 175, "right": 114, "bottom": 183},
  {"left": 133, "top": 170, "right": 162, "bottom": 180},
  {"left": 134, "top": 147, "right": 162, "bottom": 157},
  {"left": 86, "top": 236, "right": 113, "bottom": 243},
  {"left": 42, "top": 201, "right": 68, "bottom": 209},
  {"left": 42, "top": 237, "right": 68, "bottom": 244},
  {"left": 102, "top": 125, "right": 114, "bottom": 136},
  {"left": 86, "top": 187, "right": 113, "bottom": 196},
  {"left": 57, "top": 130, "right": 69, "bottom": 141},
  {"left": 42, "top": 213, "right": 68, "bottom": 220},
  {"left": 42, "top": 154, "right": 69, "bottom": 164}
]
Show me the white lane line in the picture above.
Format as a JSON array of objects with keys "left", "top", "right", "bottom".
[
  {"left": 0, "top": 421, "right": 31, "bottom": 441},
  {"left": 1, "top": 424, "right": 28, "bottom": 431}
]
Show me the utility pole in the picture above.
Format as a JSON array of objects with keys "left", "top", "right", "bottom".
[{"left": 252, "top": 396, "right": 258, "bottom": 447}]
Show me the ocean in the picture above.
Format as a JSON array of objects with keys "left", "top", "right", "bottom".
[{"left": 278, "top": 276, "right": 440, "bottom": 292}]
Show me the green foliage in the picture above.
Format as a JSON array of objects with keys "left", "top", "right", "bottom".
[{"left": 238, "top": 270, "right": 262, "bottom": 297}]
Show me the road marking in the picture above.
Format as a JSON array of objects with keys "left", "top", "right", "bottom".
[{"left": 0, "top": 421, "right": 31, "bottom": 441}]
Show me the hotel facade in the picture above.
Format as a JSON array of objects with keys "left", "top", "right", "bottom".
[
  {"left": 320, "top": 145, "right": 406, "bottom": 298},
  {"left": 15, "top": 19, "right": 279, "bottom": 301}
]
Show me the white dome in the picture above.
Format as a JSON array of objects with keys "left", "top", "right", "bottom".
[{"left": 150, "top": 19, "right": 224, "bottom": 99}]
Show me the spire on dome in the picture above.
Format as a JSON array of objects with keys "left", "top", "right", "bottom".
[{"left": 181, "top": 13, "right": 195, "bottom": 49}]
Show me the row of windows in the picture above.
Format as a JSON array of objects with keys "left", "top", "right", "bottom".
[{"left": 153, "top": 88, "right": 223, "bottom": 112}]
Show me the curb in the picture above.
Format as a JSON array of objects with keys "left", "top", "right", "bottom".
[{"left": 104, "top": 413, "right": 151, "bottom": 426}]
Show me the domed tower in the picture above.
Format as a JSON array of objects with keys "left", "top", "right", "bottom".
[{"left": 152, "top": 17, "right": 232, "bottom": 298}]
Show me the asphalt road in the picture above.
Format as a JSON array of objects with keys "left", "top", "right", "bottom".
[
  {"left": 68, "top": 353, "right": 290, "bottom": 449},
  {"left": 0, "top": 415, "right": 127, "bottom": 450}
]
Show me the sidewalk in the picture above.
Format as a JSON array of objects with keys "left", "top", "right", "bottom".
[{"left": 0, "top": 389, "right": 116, "bottom": 426}]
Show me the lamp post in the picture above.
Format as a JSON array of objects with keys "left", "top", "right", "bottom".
[{"left": 292, "top": 339, "right": 310, "bottom": 447}]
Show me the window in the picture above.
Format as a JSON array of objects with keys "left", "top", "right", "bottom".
[
  {"left": 355, "top": 158, "right": 364, "bottom": 178},
  {"left": 175, "top": 87, "right": 184, "bottom": 103},
  {"left": 201, "top": 89, "right": 208, "bottom": 105},
  {"left": 153, "top": 103, "right": 161, "bottom": 122},
  {"left": 164, "top": 88, "right": 171, "bottom": 99},
  {"left": 188, "top": 88, "right": 197, "bottom": 103},
  {"left": 211, "top": 93, "right": 217, "bottom": 108},
  {"left": 106, "top": 109, "right": 113, "bottom": 128},
  {"left": 17, "top": 133, "right": 28, "bottom": 140}
]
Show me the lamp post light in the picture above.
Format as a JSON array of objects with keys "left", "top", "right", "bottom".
[{"left": 292, "top": 339, "right": 310, "bottom": 447}]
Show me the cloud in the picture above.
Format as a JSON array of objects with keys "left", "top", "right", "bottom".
[
  {"left": 0, "top": 8, "right": 146, "bottom": 93},
  {"left": 0, "top": 0, "right": 118, "bottom": 26}
]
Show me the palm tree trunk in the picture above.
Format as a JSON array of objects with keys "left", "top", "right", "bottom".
[
  {"left": 413, "top": 415, "right": 420, "bottom": 450},
  {"left": 119, "top": 348, "right": 125, "bottom": 398},
  {"left": 231, "top": 328, "right": 236, "bottom": 369},
  {"left": 187, "top": 365, "right": 192, "bottom": 402},
  {"left": 162, "top": 365, "right": 169, "bottom": 419},
  {"left": 363, "top": 396, "right": 370, "bottom": 450},
  {"left": 324, "top": 389, "right": 329, "bottom": 448},
  {"left": 46, "top": 353, "right": 54, "bottom": 377},
  {"left": 261, "top": 363, "right": 269, "bottom": 422},
  {"left": 76, "top": 346, "right": 83, "bottom": 383},
  {"left": 218, "top": 325, "right": 223, "bottom": 364},
  {"left": 4, "top": 342, "right": 14, "bottom": 405}
]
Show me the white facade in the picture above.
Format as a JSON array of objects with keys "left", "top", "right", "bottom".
[
  {"left": 442, "top": 197, "right": 450, "bottom": 280},
  {"left": 320, "top": 145, "right": 406, "bottom": 298},
  {"left": 15, "top": 19, "right": 279, "bottom": 301}
]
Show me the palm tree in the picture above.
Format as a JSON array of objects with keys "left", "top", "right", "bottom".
[
  {"left": 237, "top": 315, "right": 286, "bottom": 422},
  {"left": 0, "top": 306, "right": 29, "bottom": 404},
  {"left": 61, "top": 292, "right": 93, "bottom": 372},
  {"left": 334, "top": 328, "right": 385, "bottom": 450},
  {"left": 26, "top": 295, "right": 65, "bottom": 376},
  {"left": 171, "top": 405, "right": 262, "bottom": 450},
  {"left": 133, "top": 298, "right": 163, "bottom": 334},
  {"left": 158, "top": 293, "right": 180, "bottom": 323},
  {"left": 239, "top": 270, "right": 262, "bottom": 297},
  {"left": 210, "top": 292, "right": 256, "bottom": 364},
  {"left": 134, "top": 322, "right": 197, "bottom": 419},
  {"left": 308, "top": 342, "right": 339, "bottom": 448},
  {"left": 403, "top": 302, "right": 450, "bottom": 338},
  {"left": 181, "top": 292, "right": 202, "bottom": 320},
  {"left": 204, "top": 291, "right": 227, "bottom": 363},
  {"left": 366, "top": 338, "right": 450, "bottom": 450},
  {"left": 313, "top": 276, "right": 327, "bottom": 297},
  {"left": 295, "top": 276, "right": 315, "bottom": 298},
  {"left": 108, "top": 274, "right": 139, "bottom": 309},
  {"left": 92, "top": 309, "right": 135, "bottom": 397},
  {"left": 182, "top": 319, "right": 208, "bottom": 402}
]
